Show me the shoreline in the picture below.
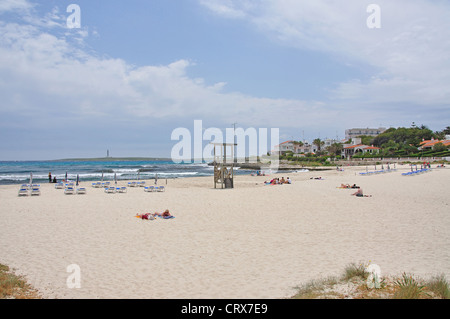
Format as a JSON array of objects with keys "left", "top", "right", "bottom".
[{"left": 1, "top": 165, "right": 449, "bottom": 299}]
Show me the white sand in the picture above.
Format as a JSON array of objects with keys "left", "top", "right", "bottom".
[{"left": 0, "top": 165, "right": 449, "bottom": 299}]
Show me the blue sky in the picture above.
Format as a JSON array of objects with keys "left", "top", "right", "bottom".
[{"left": 1, "top": 0, "right": 449, "bottom": 160}]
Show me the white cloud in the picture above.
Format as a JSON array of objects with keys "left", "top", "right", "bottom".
[
  {"left": 199, "top": 0, "right": 450, "bottom": 110},
  {"left": 0, "top": 11, "right": 324, "bottom": 133},
  {"left": 0, "top": 0, "right": 33, "bottom": 12}
]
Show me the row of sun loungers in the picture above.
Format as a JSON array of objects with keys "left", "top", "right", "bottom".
[
  {"left": 144, "top": 186, "right": 165, "bottom": 192},
  {"left": 18, "top": 184, "right": 41, "bottom": 196},
  {"left": 128, "top": 181, "right": 147, "bottom": 187},
  {"left": 64, "top": 185, "right": 86, "bottom": 195},
  {"left": 104, "top": 186, "right": 128, "bottom": 194},
  {"left": 52, "top": 181, "right": 86, "bottom": 195},
  {"left": 359, "top": 169, "right": 397, "bottom": 176},
  {"left": 19, "top": 181, "right": 165, "bottom": 196},
  {"left": 91, "top": 181, "right": 113, "bottom": 188},
  {"left": 401, "top": 168, "right": 431, "bottom": 176}
]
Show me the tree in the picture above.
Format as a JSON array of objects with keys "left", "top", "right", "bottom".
[
  {"left": 434, "top": 131, "right": 446, "bottom": 140},
  {"left": 443, "top": 126, "right": 450, "bottom": 135},
  {"left": 433, "top": 142, "right": 448, "bottom": 152},
  {"left": 372, "top": 126, "right": 435, "bottom": 148},
  {"left": 313, "top": 138, "right": 325, "bottom": 152},
  {"left": 326, "top": 143, "right": 343, "bottom": 157}
]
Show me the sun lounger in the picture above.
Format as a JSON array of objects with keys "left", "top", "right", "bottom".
[
  {"left": 102, "top": 182, "right": 111, "bottom": 188},
  {"left": 30, "top": 186, "right": 41, "bottom": 196},
  {"left": 117, "top": 187, "right": 127, "bottom": 193},
  {"left": 137, "top": 181, "right": 146, "bottom": 187},
  {"left": 55, "top": 182, "right": 65, "bottom": 189},
  {"left": 144, "top": 186, "right": 154, "bottom": 192},
  {"left": 128, "top": 182, "right": 137, "bottom": 187},
  {"left": 76, "top": 187, "right": 86, "bottom": 195},
  {"left": 18, "top": 186, "right": 29, "bottom": 196},
  {"left": 64, "top": 186, "right": 75, "bottom": 195},
  {"left": 105, "top": 186, "right": 116, "bottom": 194},
  {"left": 91, "top": 182, "right": 102, "bottom": 188},
  {"left": 157, "top": 186, "right": 165, "bottom": 192}
]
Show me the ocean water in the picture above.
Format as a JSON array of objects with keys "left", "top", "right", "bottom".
[{"left": 0, "top": 160, "right": 253, "bottom": 185}]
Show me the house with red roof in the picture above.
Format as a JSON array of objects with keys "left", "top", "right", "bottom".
[
  {"left": 418, "top": 138, "right": 450, "bottom": 150},
  {"left": 342, "top": 137, "right": 381, "bottom": 159}
]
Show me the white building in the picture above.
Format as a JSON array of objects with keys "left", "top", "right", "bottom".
[
  {"left": 273, "top": 141, "right": 317, "bottom": 155},
  {"left": 345, "top": 127, "right": 386, "bottom": 140},
  {"left": 322, "top": 138, "right": 341, "bottom": 149}
]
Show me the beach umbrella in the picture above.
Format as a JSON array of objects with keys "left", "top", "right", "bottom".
[
  {"left": 65, "top": 172, "right": 68, "bottom": 182},
  {"left": 29, "top": 172, "right": 33, "bottom": 186},
  {"left": 137, "top": 171, "right": 140, "bottom": 180},
  {"left": 76, "top": 174, "right": 79, "bottom": 186},
  {"left": 101, "top": 171, "right": 104, "bottom": 182},
  {"left": 114, "top": 173, "right": 117, "bottom": 184}
]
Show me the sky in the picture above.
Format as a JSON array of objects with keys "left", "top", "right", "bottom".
[{"left": 0, "top": 0, "right": 449, "bottom": 160}]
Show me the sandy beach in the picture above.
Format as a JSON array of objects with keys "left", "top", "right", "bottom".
[{"left": 0, "top": 164, "right": 449, "bottom": 299}]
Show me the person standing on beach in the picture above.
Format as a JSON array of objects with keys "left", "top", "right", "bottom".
[{"left": 49, "top": 172, "right": 52, "bottom": 183}]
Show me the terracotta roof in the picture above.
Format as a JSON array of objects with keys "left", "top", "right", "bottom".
[
  {"left": 277, "top": 141, "right": 294, "bottom": 146},
  {"left": 344, "top": 144, "right": 364, "bottom": 149},
  {"left": 421, "top": 140, "right": 450, "bottom": 148},
  {"left": 420, "top": 140, "right": 433, "bottom": 145},
  {"left": 364, "top": 146, "right": 381, "bottom": 150}
]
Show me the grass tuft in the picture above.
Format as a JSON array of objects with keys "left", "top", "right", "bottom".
[
  {"left": 0, "top": 263, "right": 42, "bottom": 299},
  {"left": 425, "top": 274, "right": 450, "bottom": 299},
  {"left": 342, "top": 262, "right": 369, "bottom": 281},
  {"left": 393, "top": 273, "right": 427, "bottom": 299},
  {"left": 291, "top": 262, "right": 449, "bottom": 299}
]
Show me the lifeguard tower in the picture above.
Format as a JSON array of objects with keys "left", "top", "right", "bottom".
[{"left": 211, "top": 143, "right": 237, "bottom": 189}]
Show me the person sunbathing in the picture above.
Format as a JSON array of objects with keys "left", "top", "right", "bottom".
[
  {"left": 341, "top": 183, "right": 351, "bottom": 188},
  {"left": 153, "top": 209, "right": 172, "bottom": 218},
  {"left": 136, "top": 213, "right": 154, "bottom": 220},
  {"left": 351, "top": 189, "right": 372, "bottom": 197}
]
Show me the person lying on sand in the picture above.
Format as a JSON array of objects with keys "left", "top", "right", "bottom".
[
  {"left": 136, "top": 213, "right": 155, "bottom": 220},
  {"left": 153, "top": 209, "right": 172, "bottom": 218},
  {"left": 351, "top": 189, "right": 372, "bottom": 197},
  {"left": 340, "top": 183, "right": 360, "bottom": 189},
  {"left": 136, "top": 210, "right": 173, "bottom": 219}
]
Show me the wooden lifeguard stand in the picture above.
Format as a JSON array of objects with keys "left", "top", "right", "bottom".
[{"left": 211, "top": 143, "right": 237, "bottom": 189}]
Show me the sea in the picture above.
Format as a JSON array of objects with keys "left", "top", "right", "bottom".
[{"left": 0, "top": 159, "right": 256, "bottom": 185}]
